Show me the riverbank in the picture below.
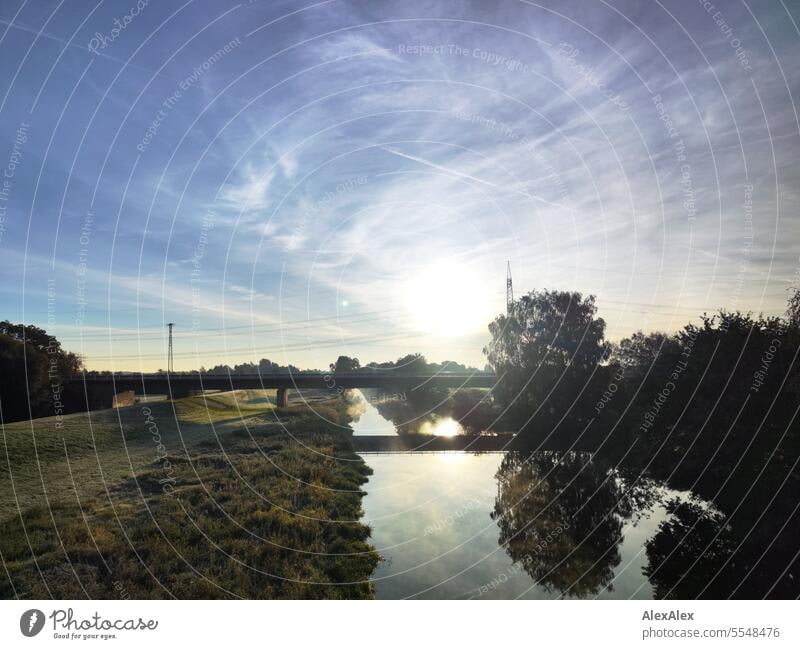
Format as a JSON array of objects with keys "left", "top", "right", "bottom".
[{"left": 0, "top": 392, "right": 379, "bottom": 598}]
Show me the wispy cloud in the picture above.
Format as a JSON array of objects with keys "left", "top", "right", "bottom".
[{"left": 2, "top": 0, "right": 798, "bottom": 369}]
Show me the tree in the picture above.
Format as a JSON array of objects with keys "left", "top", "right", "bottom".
[
  {"left": 0, "top": 322, "right": 83, "bottom": 423},
  {"left": 258, "top": 358, "right": 280, "bottom": 374},
  {"left": 484, "top": 290, "right": 608, "bottom": 424},
  {"left": 0, "top": 334, "right": 48, "bottom": 423},
  {"left": 612, "top": 331, "right": 677, "bottom": 370},
  {"left": 392, "top": 353, "right": 428, "bottom": 372},
  {"left": 330, "top": 355, "right": 360, "bottom": 373},
  {"left": 787, "top": 285, "right": 800, "bottom": 327},
  {"left": 0, "top": 320, "right": 82, "bottom": 378}
]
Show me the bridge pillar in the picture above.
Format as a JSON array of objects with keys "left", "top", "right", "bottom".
[{"left": 276, "top": 388, "right": 289, "bottom": 407}]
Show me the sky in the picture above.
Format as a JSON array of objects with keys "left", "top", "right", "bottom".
[{"left": 0, "top": 0, "right": 798, "bottom": 371}]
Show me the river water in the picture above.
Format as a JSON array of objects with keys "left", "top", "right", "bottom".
[{"left": 348, "top": 389, "right": 690, "bottom": 600}]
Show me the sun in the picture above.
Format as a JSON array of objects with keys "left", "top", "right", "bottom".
[{"left": 404, "top": 259, "right": 492, "bottom": 336}]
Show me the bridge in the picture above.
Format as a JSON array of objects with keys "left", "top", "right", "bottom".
[{"left": 69, "top": 371, "right": 497, "bottom": 408}]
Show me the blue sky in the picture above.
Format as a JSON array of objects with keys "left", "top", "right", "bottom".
[{"left": 0, "top": 0, "right": 798, "bottom": 370}]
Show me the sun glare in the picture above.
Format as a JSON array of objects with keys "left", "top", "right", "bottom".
[
  {"left": 404, "top": 259, "right": 492, "bottom": 336},
  {"left": 419, "top": 417, "right": 464, "bottom": 437}
]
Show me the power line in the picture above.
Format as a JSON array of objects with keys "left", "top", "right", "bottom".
[
  {"left": 78, "top": 330, "right": 433, "bottom": 361},
  {"left": 51, "top": 309, "right": 407, "bottom": 340}
]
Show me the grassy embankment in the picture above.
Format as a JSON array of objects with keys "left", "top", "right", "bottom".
[{"left": 0, "top": 390, "right": 379, "bottom": 598}]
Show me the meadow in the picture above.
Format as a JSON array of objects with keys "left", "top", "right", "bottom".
[{"left": 0, "top": 391, "right": 379, "bottom": 598}]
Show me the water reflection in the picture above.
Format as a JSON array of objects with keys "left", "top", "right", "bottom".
[
  {"left": 419, "top": 416, "right": 463, "bottom": 437},
  {"left": 641, "top": 476, "right": 799, "bottom": 599},
  {"left": 348, "top": 388, "right": 470, "bottom": 437},
  {"left": 370, "top": 386, "right": 494, "bottom": 436},
  {"left": 644, "top": 498, "right": 732, "bottom": 599},
  {"left": 347, "top": 389, "right": 398, "bottom": 436},
  {"left": 361, "top": 449, "right": 674, "bottom": 599},
  {"left": 492, "top": 451, "right": 652, "bottom": 597}
]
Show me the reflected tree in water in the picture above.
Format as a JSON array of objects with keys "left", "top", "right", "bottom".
[
  {"left": 644, "top": 499, "right": 734, "bottom": 599},
  {"left": 491, "top": 451, "right": 634, "bottom": 597},
  {"left": 645, "top": 492, "right": 800, "bottom": 599}
]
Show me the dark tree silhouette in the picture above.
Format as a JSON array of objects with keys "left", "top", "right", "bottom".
[
  {"left": 611, "top": 330, "right": 680, "bottom": 381},
  {"left": 787, "top": 286, "right": 800, "bottom": 328},
  {"left": 484, "top": 290, "right": 608, "bottom": 425},
  {"left": 0, "top": 322, "right": 83, "bottom": 423},
  {"left": 330, "top": 355, "right": 360, "bottom": 373},
  {"left": 391, "top": 353, "right": 427, "bottom": 372}
]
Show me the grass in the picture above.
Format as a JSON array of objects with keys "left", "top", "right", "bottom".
[
  {"left": 0, "top": 390, "right": 278, "bottom": 515},
  {"left": 0, "top": 391, "right": 379, "bottom": 598}
]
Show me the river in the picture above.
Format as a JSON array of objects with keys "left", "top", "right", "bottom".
[{"left": 348, "top": 389, "right": 694, "bottom": 600}]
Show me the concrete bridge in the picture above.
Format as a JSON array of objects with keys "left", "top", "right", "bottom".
[{"left": 69, "top": 372, "right": 497, "bottom": 408}]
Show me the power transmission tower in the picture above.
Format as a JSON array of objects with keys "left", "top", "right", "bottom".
[
  {"left": 506, "top": 261, "right": 514, "bottom": 315},
  {"left": 167, "top": 323, "right": 175, "bottom": 373}
]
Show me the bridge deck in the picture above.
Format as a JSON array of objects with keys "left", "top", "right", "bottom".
[{"left": 71, "top": 372, "right": 497, "bottom": 393}]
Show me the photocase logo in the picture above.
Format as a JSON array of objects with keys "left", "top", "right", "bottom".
[{"left": 20, "top": 609, "right": 45, "bottom": 637}]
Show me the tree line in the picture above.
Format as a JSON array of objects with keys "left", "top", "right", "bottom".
[
  {"left": 484, "top": 288, "right": 799, "bottom": 471},
  {"left": 328, "top": 352, "right": 487, "bottom": 374}
]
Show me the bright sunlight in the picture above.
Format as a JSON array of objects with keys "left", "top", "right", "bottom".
[
  {"left": 404, "top": 259, "right": 493, "bottom": 336},
  {"left": 419, "top": 417, "right": 464, "bottom": 437}
]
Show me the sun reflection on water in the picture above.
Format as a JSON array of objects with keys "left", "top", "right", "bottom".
[{"left": 419, "top": 417, "right": 464, "bottom": 437}]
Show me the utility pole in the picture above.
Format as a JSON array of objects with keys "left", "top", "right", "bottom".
[
  {"left": 506, "top": 261, "right": 514, "bottom": 315},
  {"left": 167, "top": 323, "right": 175, "bottom": 373}
]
